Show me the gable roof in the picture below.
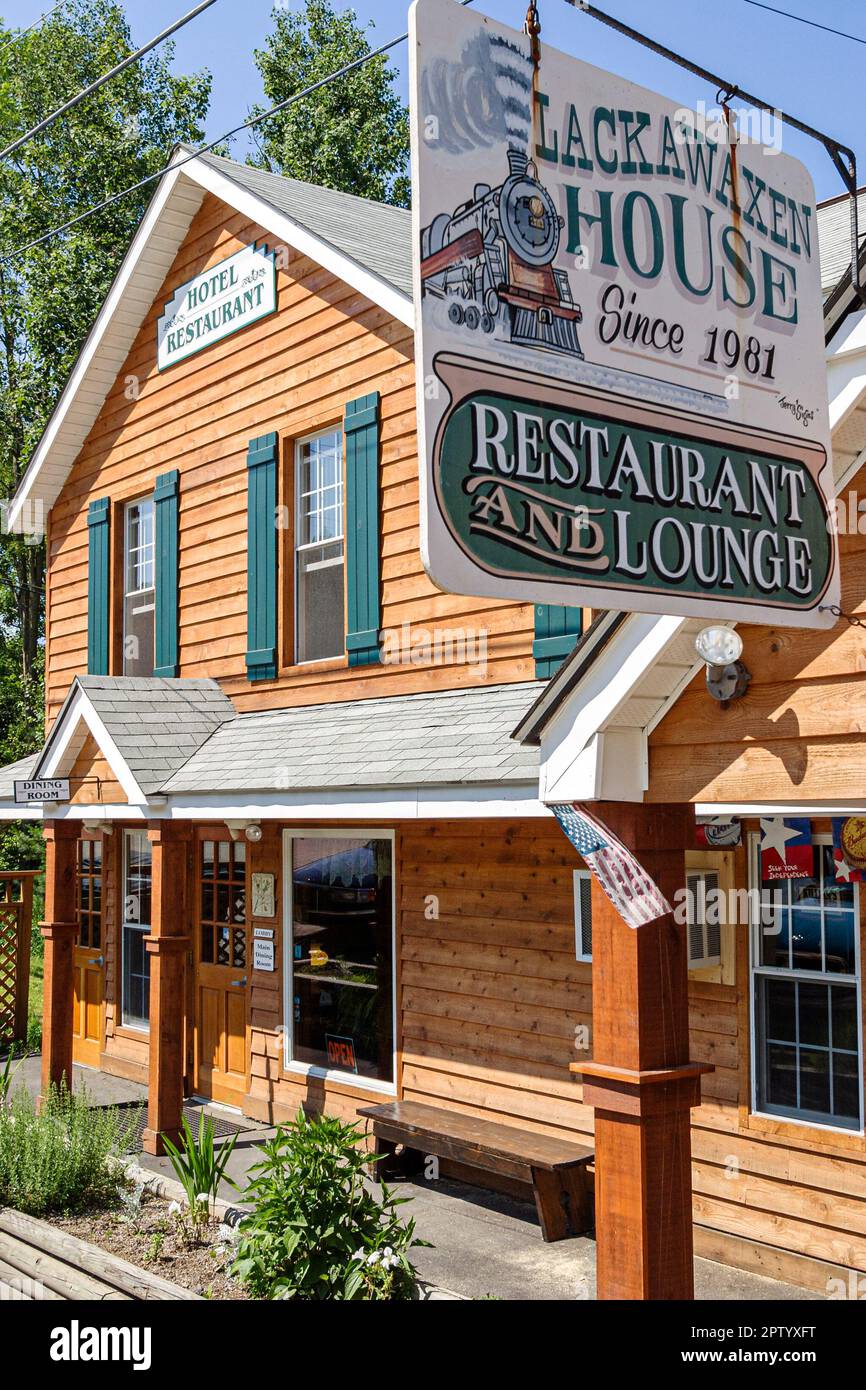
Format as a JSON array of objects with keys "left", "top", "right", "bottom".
[
  {"left": 7, "top": 146, "right": 412, "bottom": 536},
  {"left": 35, "top": 675, "right": 235, "bottom": 800}
]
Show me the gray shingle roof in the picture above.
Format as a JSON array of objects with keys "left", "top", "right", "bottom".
[
  {"left": 36, "top": 676, "right": 236, "bottom": 796},
  {"left": 161, "top": 682, "right": 542, "bottom": 795},
  {"left": 193, "top": 149, "right": 412, "bottom": 298},
  {"left": 0, "top": 753, "right": 38, "bottom": 800}
]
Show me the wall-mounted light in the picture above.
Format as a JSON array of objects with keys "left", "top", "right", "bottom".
[
  {"left": 694, "top": 625, "right": 751, "bottom": 704},
  {"left": 225, "top": 819, "right": 264, "bottom": 842}
]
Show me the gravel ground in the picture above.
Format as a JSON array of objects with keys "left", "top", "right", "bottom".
[{"left": 50, "top": 1190, "right": 251, "bottom": 1301}]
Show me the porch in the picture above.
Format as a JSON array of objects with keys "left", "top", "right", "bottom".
[{"left": 10, "top": 1055, "right": 820, "bottom": 1301}]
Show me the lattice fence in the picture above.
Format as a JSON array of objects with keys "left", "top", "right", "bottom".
[{"left": 0, "top": 876, "right": 36, "bottom": 1048}]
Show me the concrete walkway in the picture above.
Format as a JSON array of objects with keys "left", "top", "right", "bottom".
[{"left": 13, "top": 1058, "right": 819, "bottom": 1302}]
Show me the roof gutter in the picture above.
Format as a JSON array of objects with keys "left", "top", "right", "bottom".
[{"left": 511, "top": 610, "right": 628, "bottom": 747}]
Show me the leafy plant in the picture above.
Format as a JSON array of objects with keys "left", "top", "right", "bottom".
[
  {"left": 0, "top": 1051, "right": 21, "bottom": 1105},
  {"left": 232, "top": 1108, "right": 427, "bottom": 1300},
  {"left": 0, "top": 1082, "right": 134, "bottom": 1215},
  {"left": 161, "top": 1113, "right": 238, "bottom": 1238}
]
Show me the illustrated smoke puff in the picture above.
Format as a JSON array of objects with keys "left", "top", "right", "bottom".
[{"left": 421, "top": 30, "right": 533, "bottom": 155}]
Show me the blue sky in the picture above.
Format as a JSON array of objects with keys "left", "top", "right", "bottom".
[{"left": 1, "top": 0, "right": 863, "bottom": 201}]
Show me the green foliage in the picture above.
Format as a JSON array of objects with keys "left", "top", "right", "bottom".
[
  {"left": 0, "top": 0, "right": 213, "bottom": 797},
  {"left": 0, "top": 1081, "right": 135, "bottom": 1215},
  {"left": 0, "top": 1048, "right": 22, "bottom": 1103},
  {"left": 250, "top": 0, "right": 409, "bottom": 206},
  {"left": 162, "top": 1112, "right": 238, "bottom": 1232},
  {"left": 232, "top": 1108, "right": 427, "bottom": 1300}
]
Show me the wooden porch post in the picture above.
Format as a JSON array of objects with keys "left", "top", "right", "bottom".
[
  {"left": 141, "top": 823, "right": 191, "bottom": 1156},
  {"left": 573, "top": 802, "right": 711, "bottom": 1301},
  {"left": 39, "top": 820, "right": 80, "bottom": 1105}
]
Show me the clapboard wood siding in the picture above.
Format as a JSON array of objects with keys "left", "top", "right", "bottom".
[
  {"left": 648, "top": 468, "right": 866, "bottom": 803},
  {"left": 44, "top": 191, "right": 536, "bottom": 728}
]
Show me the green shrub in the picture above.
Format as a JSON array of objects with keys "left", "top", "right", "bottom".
[
  {"left": 232, "top": 1109, "right": 428, "bottom": 1300},
  {"left": 0, "top": 1082, "right": 135, "bottom": 1216}
]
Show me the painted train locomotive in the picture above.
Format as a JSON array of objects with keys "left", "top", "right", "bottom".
[{"left": 420, "top": 149, "right": 583, "bottom": 357}]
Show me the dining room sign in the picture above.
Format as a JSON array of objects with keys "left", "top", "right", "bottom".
[
  {"left": 409, "top": 0, "right": 839, "bottom": 626},
  {"left": 157, "top": 243, "right": 277, "bottom": 371}
]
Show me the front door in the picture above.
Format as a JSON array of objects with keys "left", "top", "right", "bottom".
[
  {"left": 193, "top": 831, "right": 249, "bottom": 1105},
  {"left": 72, "top": 836, "right": 104, "bottom": 1069}
]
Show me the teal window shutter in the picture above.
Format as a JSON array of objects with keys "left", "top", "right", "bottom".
[
  {"left": 533, "top": 605, "right": 583, "bottom": 679},
  {"left": 246, "top": 432, "right": 278, "bottom": 682},
  {"left": 153, "top": 469, "right": 179, "bottom": 678},
  {"left": 87, "top": 497, "right": 110, "bottom": 675},
  {"left": 344, "top": 391, "right": 381, "bottom": 667}
]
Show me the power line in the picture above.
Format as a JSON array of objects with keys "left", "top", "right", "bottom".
[
  {"left": 0, "top": 1, "right": 66, "bottom": 57},
  {"left": 0, "top": 0, "right": 223, "bottom": 162},
  {"left": 1, "top": 6, "right": 469, "bottom": 265},
  {"left": 744, "top": 0, "right": 866, "bottom": 45}
]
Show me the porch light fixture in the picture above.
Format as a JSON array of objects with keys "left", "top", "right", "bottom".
[
  {"left": 695, "top": 625, "right": 750, "bottom": 704},
  {"left": 244, "top": 823, "right": 263, "bottom": 843}
]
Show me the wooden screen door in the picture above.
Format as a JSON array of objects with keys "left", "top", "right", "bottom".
[
  {"left": 193, "top": 831, "right": 249, "bottom": 1104},
  {"left": 72, "top": 836, "right": 105, "bottom": 1069}
]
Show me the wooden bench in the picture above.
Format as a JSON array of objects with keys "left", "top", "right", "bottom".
[{"left": 358, "top": 1100, "right": 594, "bottom": 1243}]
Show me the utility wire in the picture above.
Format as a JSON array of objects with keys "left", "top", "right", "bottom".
[
  {"left": 744, "top": 0, "right": 866, "bottom": 46},
  {"left": 1, "top": 4, "right": 478, "bottom": 265},
  {"left": 0, "top": 0, "right": 222, "bottom": 162},
  {"left": 0, "top": 1, "right": 66, "bottom": 57}
]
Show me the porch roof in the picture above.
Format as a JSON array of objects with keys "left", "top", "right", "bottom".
[
  {"left": 160, "top": 681, "right": 542, "bottom": 795},
  {"left": 0, "top": 679, "right": 543, "bottom": 813}
]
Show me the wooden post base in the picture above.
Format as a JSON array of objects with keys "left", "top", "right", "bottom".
[{"left": 571, "top": 802, "right": 711, "bottom": 1301}]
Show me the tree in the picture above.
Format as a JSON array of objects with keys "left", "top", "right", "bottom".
[
  {"left": 0, "top": 0, "right": 212, "bottom": 862},
  {"left": 249, "top": 0, "right": 409, "bottom": 207}
]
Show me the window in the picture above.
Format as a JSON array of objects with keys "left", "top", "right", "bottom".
[
  {"left": 76, "top": 838, "right": 102, "bottom": 949},
  {"left": 123, "top": 497, "right": 155, "bottom": 675},
  {"left": 199, "top": 837, "right": 246, "bottom": 967},
  {"left": 285, "top": 831, "right": 394, "bottom": 1087},
  {"left": 574, "top": 869, "right": 592, "bottom": 962},
  {"left": 295, "top": 430, "right": 344, "bottom": 663},
  {"left": 751, "top": 836, "right": 862, "bottom": 1131},
  {"left": 122, "top": 830, "right": 152, "bottom": 1029}
]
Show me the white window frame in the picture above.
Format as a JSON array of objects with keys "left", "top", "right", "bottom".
[
  {"left": 748, "top": 830, "right": 864, "bottom": 1135},
  {"left": 574, "top": 869, "right": 592, "bottom": 962},
  {"left": 293, "top": 427, "right": 345, "bottom": 666},
  {"left": 122, "top": 495, "right": 156, "bottom": 676},
  {"left": 282, "top": 828, "right": 397, "bottom": 1095},
  {"left": 121, "top": 828, "right": 152, "bottom": 1032}
]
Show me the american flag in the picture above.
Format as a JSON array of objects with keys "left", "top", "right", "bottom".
[{"left": 552, "top": 803, "right": 672, "bottom": 930}]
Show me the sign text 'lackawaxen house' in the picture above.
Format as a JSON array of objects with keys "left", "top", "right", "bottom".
[{"left": 409, "top": 0, "right": 839, "bottom": 626}]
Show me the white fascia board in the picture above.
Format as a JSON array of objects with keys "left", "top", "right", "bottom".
[
  {"left": 0, "top": 806, "right": 43, "bottom": 821},
  {"left": 37, "top": 686, "right": 148, "bottom": 805},
  {"left": 9, "top": 782, "right": 549, "bottom": 822},
  {"left": 696, "top": 801, "right": 866, "bottom": 816},
  {"left": 185, "top": 156, "right": 413, "bottom": 329},
  {"left": 538, "top": 613, "right": 686, "bottom": 803},
  {"left": 7, "top": 167, "right": 190, "bottom": 533}
]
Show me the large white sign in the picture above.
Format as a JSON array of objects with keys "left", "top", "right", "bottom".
[
  {"left": 409, "top": 0, "right": 839, "bottom": 627},
  {"left": 157, "top": 243, "right": 277, "bottom": 371}
]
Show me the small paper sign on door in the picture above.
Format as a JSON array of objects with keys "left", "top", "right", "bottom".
[{"left": 252, "top": 937, "right": 275, "bottom": 972}]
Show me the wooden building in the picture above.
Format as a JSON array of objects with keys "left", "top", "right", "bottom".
[{"left": 2, "top": 145, "right": 866, "bottom": 1298}]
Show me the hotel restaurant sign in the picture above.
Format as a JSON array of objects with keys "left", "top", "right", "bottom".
[
  {"left": 409, "top": 0, "right": 839, "bottom": 626},
  {"left": 157, "top": 243, "right": 277, "bottom": 371}
]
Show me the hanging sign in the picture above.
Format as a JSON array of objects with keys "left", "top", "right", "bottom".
[
  {"left": 409, "top": 0, "right": 838, "bottom": 627},
  {"left": 14, "top": 778, "right": 69, "bottom": 804},
  {"left": 157, "top": 243, "right": 277, "bottom": 370},
  {"left": 760, "top": 816, "right": 813, "bottom": 880}
]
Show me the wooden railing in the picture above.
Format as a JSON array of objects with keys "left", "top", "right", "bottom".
[{"left": 0, "top": 873, "right": 40, "bottom": 1048}]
